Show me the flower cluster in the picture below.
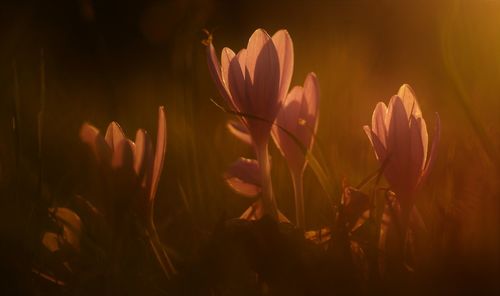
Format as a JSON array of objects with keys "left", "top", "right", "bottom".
[
  {"left": 208, "top": 29, "right": 320, "bottom": 228},
  {"left": 207, "top": 29, "right": 440, "bottom": 234}
]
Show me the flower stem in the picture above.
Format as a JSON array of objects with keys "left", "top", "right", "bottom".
[
  {"left": 291, "top": 172, "right": 305, "bottom": 229},
  {"left": 256, "top": 142, "right": 278, "bottom": 220},
  {"left": 148, "top": 216, "right": 176, "bottom": 280}
]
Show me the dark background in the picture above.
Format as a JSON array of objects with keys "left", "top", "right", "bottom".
[{"left": 0, "top": 0, "right": 499, "bottom": 293}]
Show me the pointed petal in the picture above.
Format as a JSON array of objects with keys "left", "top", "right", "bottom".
[
  {"left": 371, "top": 102, "right": 388, "bottom": 148},
  {"left": 302, "top": 72, "right": 320, "bottom": 151},
  {"left": 111, "top": 139, "right": 134, "bottom": 170},
  {"left": 244, "top": 29, "right": 280, "bottom": 125},
  {"left": 272, "top": 30, "right": 294, "bottom": 102},
  {"left": 134, "top": 129, "right": 147, "bottom": 177},
  {"left": 79, "top": 123, "right": 110, "bottom": 163},
  {"left": 227, "top": 120, "right": 252, "bottom": 145},
  {"left": 303, "top": 72, "right": 320, "bottom": 123},
  {"left": 149, "top": 106, "right": 167, "bottom": 201},
  {"left": 227, "top": 50, "right": 247, "bottom": 113},
  {"left": 273, "top": 73, "right": 320, "bottom": 177},
  {"left": 386, "top": 96, "right": 411, "bottom": 191},
  {"left": 397, "top": 84, "right": 422, "bottom": 118},
  {"left": 418, "top": 113, "right": 440, "bottom": 187},
  {"left": 105, "top": 121, "right": 126, "bottom": 154},
  {"left": 273, "top": 86, "right": 304, "bottom": 153},
  {"left": 142, "top": 131, "right": 154, "bottom": 189},
  {"left": 221, "top": 47, "right": 235, "bottom": 83},
  {"left": 364, "top": 125, "right": 387, "bottom": 161},
  {"left": 414, "top": 116, "right": 428, "bottom": 171},
  {"left": 206, "top": 43, "right": 231, "bottom": 104},
  {"left": 273, "top": 86, "right": 307, "bottom": 174},
  {"left": 409, "top": 116, "right": 426, "bottom": 189}
]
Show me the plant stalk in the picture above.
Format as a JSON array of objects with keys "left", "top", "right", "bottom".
[
  {"left": 255, "top": 141, "right": 278, "bottom": 220},
  {"left": 147, "top": 213, "right": 176, "bottom": 280},
  {"left": 291, "top": 172, "right": 305, "bottom": 229}
]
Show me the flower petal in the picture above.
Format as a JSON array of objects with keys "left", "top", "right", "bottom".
[
  {"left": 272, "top": 30, "right": 294, "bottom": 102},
  {"left": 227, "top": 49, "right": 248, "bottom": 113},
  {"left": 206, "top": 43, "right": 232, "bottom": 104},
  {"left": 79, "top": 123, "right": 110, "bottom": 163},
  {"left": 226, "top": 178, "right": 261, "bottom": 197},
  {"left": 363, "top": 125, "right": 387, "bottom": 161},
  {"left": 386, "top": 96, "right": 411, "bottom": 191},
  {"left": 227, "top": 120, "right": 252, "bottom": 145},
  {"left": 409, "top": 116, "right": 426, "bottom": 189},
  {"left": 418, "top": 113, "right": 440, "bottom": 187},
  {"left": 111, "top": 139, "right": 134, "bottom": 171},
  {"left": 134, "top": 129, "right": 148, "bottom": 177},
  {"left": 105, "top": 121, "right": 126, "bottom": 154},
  {"left": 244, "top": 29, "right": 280, "bottom": 136},
  {"left": 371, "top": 102, "right": 388, "bottom": 148},
  {"left": 224, "top": 157, "right": 261, "bottom": 197},
  {"left": 303, "top": 72, "right": 320, "bottom": 123},
  {"left": 272, "top": 86, "right": 305, "bottom": 174},
  {"left": 149, "top": 106, "right": 167, "bottom": 202},
  {"left": 397, "top": 84, "right": 422, "bottom": 119}
]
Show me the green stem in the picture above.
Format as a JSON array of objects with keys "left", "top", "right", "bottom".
[
  {"left": 291, "top": 172, "right": 305, "bottom": 229},
  {"left": 255, "top": 141, "right": 278, "bottom": 221}
]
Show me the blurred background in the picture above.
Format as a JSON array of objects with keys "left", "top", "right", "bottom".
[{"left": 0, "top": 0, "right": 499, "bottom": 293}]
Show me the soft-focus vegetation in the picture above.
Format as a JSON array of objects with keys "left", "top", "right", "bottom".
[{"left": 0, "top": 0, "right": 498, "bottom": 295}]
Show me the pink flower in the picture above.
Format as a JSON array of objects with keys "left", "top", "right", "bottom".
[
  {"left": 80, "top": 106, "right": 167, "bottom": 214},
  {"left": 207, "top": 28, "right": 294, "bottom": 219},
  {"left": 272, "top": 72, "right": 320, "bottom": 178},
  {"left": 271, "top": 72, "right": 320, "bottom": 228},
  {"left": 207, "top": 28, "right": 293, "bottom": 147},
  {"left": 364, "top": 84, "right": 440, "bottom": 206},
  {"left": 79, "top": 106, "right": 175, "bottom": 278}
]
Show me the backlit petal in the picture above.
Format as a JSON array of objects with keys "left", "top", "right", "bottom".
[
  {"left": 105, "top": 121, "right": 126, "bottom": 154},
  {"left": 419, "top": 113, "right": 440, "bottom": 187},
  {"left": 79, "top": 123, "right": 110, "bottom": 163},
  {"left": 227, "top": 120, "right": 252, "bottom": 145},
  {"left": 272, "top": 30, "right": 294, "bottom": 102},
  {"left": 224, "top": 157, "right": 261, "bottom": 197},
  {"left": 206, "top": 43, "right": 232, "bottom": 104},
  {"left": 372, "top": 102, "right": 388, "bottom": 148},
  {"left": 244, "top": 29, "right": 280, "bottom": 127},
  {"left": 134, "top": 129, "right": 147, "bottom": 177},
  {"left": 149, "top": 106, "right": 167, "bottom": 202},
  {"left": 397, "top": 84, "right": 422, "bottom": 119}
]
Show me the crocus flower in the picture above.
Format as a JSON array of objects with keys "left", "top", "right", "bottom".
[
  {"left": 272, "top": 72, "right": 320, "bottom": 228},
  {"left": 79, "top": 106, "right": 175, "bottom": 279},
  {"left": 207, "top": 28, "right": 294, "bottom": 220},
  {"left": 363, "top": 84, "right": 440, "bottom": 218}
]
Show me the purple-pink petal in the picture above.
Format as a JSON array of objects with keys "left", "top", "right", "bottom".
[
  {"left": 371, "top": 102, "right": 388, "bottom": 148},
  {"left": 224, "top": 157, "right": 261, "bottom": 197},
  {"left": 206, "top": 43, "right": 232, "bottom": 106},
  {"left": 105, "top": 122, "right": 126, "bottom": 154},
  {"left": 419, "top": 112, "right": 440, "bottom": 187},
  {"left": 272, "top": 30, "right": 294, "bottom": 103},
  {"left": 227, "top": 120, "right": 252, "bottom": 145},
  {"left": 149, "top": 106, "right": 167, "bottom": 202}
]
